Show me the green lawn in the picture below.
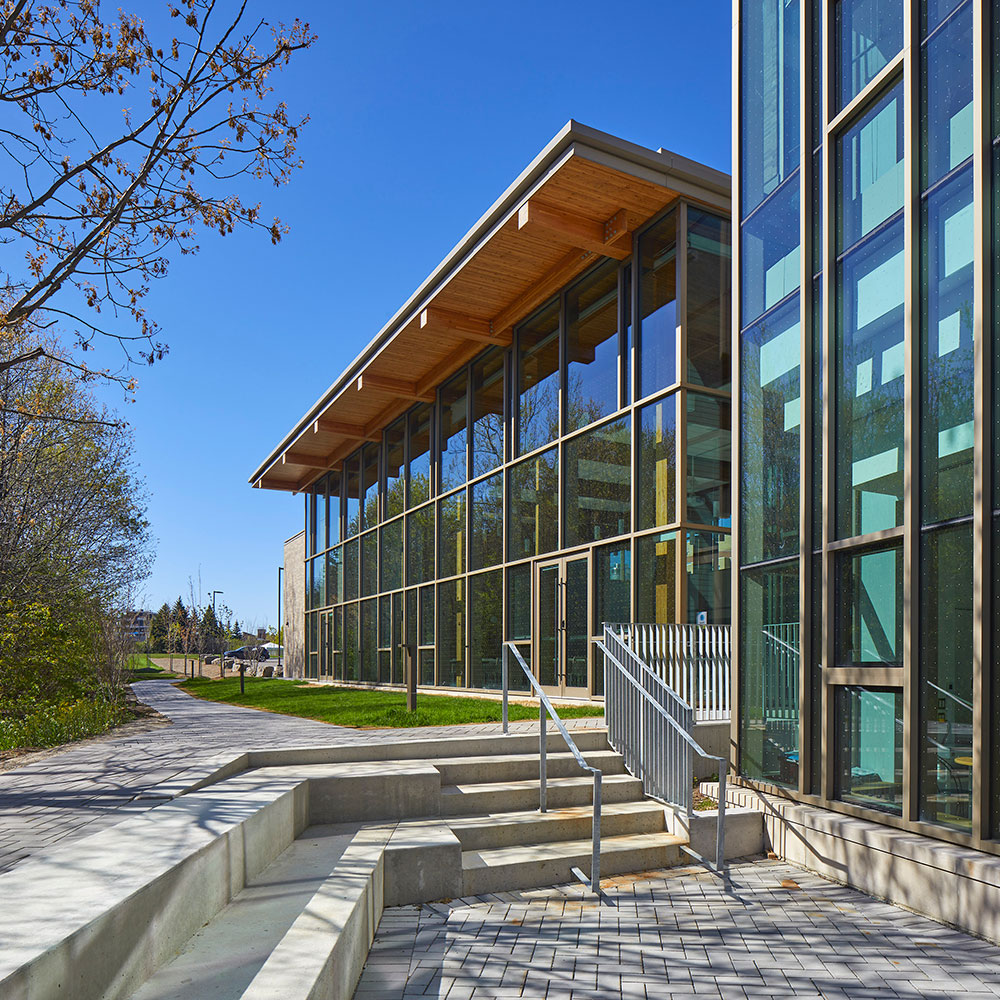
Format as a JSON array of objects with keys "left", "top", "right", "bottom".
[
  {"left": 178, "top": 677, "right": 604, "bottom": 729},
  {"left": 126, "top": 654, "right": 178, "bottom": 680}
]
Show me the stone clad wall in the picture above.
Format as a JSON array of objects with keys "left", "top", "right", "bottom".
[{"left": 283, "top": 530, "right": 305, "bottom": 679}]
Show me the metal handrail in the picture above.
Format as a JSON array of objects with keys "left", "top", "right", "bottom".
[
  {"left": 597, "top": 629, "right": 728, "bottom": 873},
  {"left": 501, "top": 642, "right": 603, "bottom": 894}
]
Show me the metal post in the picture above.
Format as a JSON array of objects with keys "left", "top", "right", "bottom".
[
  {"left": 539, "top": 701, "right": 547, "bottom": 813},
  {"left": 591, "top": 770, "right": 602, "bottom": 889},
  {"left": 716, "top": 768, "right": 727, "bottom": 873},
  {"left": 276, "top": 567, "right": 283, "bottom": 676},
  {"left": 404, "top": 642, "right": 417, "bottom": 712},
  {"left": 502, "top": 643, "right": 509, "bottom": 734}
]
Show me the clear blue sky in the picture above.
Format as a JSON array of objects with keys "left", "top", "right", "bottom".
[{"left": 105, "top": 1, "right": 732, "bottom": 627}]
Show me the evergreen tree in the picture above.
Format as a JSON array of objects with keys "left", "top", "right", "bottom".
[
  {"left": 172, "top": 596, "right": 189, "bottom": 631},
  {"left": 201, "top": 605, "right": 221, "bottom": 654},
  {"left": 231, "top": 619, "right": 242, "bottom": 644},
  {"left": 149, "top": 603, "right": 171, "bottom": 653}
]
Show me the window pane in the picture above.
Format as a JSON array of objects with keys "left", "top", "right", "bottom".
[
  {"left": 384, "top": 419, "right": 405, "bottom": 520},
  {"left": 326, "top": 546, "right": 342, "bottom": 605},
  {"left": 740, "top": 0, "right": 801, "bottom": 216},
  {"left": 637, "top": 394, "right": 677, "bottom": 530},
  {"left": 439, "top": 490, "right": 466, "bottom": 578},
  {"left": 594, "top": 544, "right": 631, "bottom": 632},
  {"left": 378, "top": 593, "right": 391, "bottom": 648},
  {"left": 419, "top": 585, "right": 435, "bottom": 647},
  {"left": 517, "top": 300, "right": 560, "bottom": 455},
  {"left": 638, "top": 211, "right": 677, "bottom": 396},
  {"left": 835, "top": 687, "right": 903, "bottom": 814},
  {"left": 738, "top": 561, "right": 799, "bottom": 786},
  {"left": 407, "top": 405, "right": 432, "bottom": 508},
  {"left": 687, "top": 393, "right": 732, "bottom": 528},
  {"left": 836, "top": 218, "right": 905, "bottom": 538},
  {"left": 811, "top": 276, "right": 824, "bottom": 549},
  {"left": 687, "top": 210, "right": 733, "bottom": 389},
  {"left": 360, "top": 598, "right": 377, "bottom": 682},
  {"left": 440, "top": 370, "right": 468, "bottom": 493},
  {"left": 921, "top": 166, "right": 974, "bottom": 524},
  {"left": 837, "top": 84, "right": 904, "bottom": 251},
  {"left": 327, "top": 471, "right": 342, "bottom": 547},
  {"left": 470, "top": 470, "right": 503, "bottom": 570},
  {"left": 924, "top": 0, "right": 965, "bottom": 35},
  {"left": 470, "top": 569, "right": 502, "bottom": 689},
  {"left": 741, "top": 176, "right": 800, "bottom": 327},
  {"left": 687, "top": 531, "right": 732, "bottom": 624},
  {"left": 740, "top": 295, "right": 800, "bottom": 564},
  {"left": 566, "top": 259, "right": 619, "bottom": 432},
  {"left": 380, "top": 519, "right": 402, "bottom": 592},
  {"left": 437, "top": 578, "right": 465, "bottom": 688},
  {"left": 344, "top": 453, "right": 360, "bottom": 537},
  {"left": 635, "top": 531, "right": 677, "bottom": 624},
  {"left": 315, "top": 476, "right": 328, "bottom": 553},
  {"left": 564, "top": 416, "right": 630, "bottom": 547},
  {"left": 835, "top": 0, "right": 903, "bottom": 110},
  {"left": 506, "top": 564, "right": 531, "bottom": 643},
  {"left": 361, "top": 443, "right": 379, "bottom": 530},
  {"left": 343, "top": 537, "right": 359, "bottom": 602},
  {"left": 471, "top": 347, "right": 504, "bottom": 478},
  {"left": 406, "top": 504, "right": 435, "bottom": 585},
  {"left": 309, "top": 555, "right": 325, "bottom": 609},
  {"left": 361, "top": 530, "right": 377, "bottom": 597},
  {"left": 507, "top": 447, "right": 558, "bottom": 560},
  {"left": 835, "top": 544, "right": 903, "bottom": 665},
  {"left": 920, "top": 523, "right": 973, "bottom": 830},
  {"left": 344, "top": 602, "right": 359, "bottom": 681}
]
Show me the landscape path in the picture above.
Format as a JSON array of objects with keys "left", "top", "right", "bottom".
[
  {"left": 359, "top": 859, "right": 1000, "bottom": 999},
  {"left": 0, "top": 679, "right": 602, "bottom": 874}
]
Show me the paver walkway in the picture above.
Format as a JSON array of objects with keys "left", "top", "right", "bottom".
[
  {"left": 0, "top": 679, "right": 603, "bottom": 874},
  {"left": 358, "top": 859, "right": 1000, "bottom": 999}
]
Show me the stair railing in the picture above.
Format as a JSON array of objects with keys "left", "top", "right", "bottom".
[
  {"left": 501, "top": 641, "right": 602, "bottom": 894},
  {"left": 596, "top": 626, "right": 728, "bottom": 873}
]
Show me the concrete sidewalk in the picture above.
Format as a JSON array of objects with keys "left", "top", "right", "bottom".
[{"left": 0, "top": 680, "right": 603, "bottom": 874}]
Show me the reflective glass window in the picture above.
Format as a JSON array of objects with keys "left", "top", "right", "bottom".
[
  {"left": 361, "top": 598, "right": 377, "bottom": 682},
  {"left": 924, "top": 0, "right": 966, "bottom": 35},
  {"left": 835, "top": 0, "right": 903, "bottom": 109},
  {"left": 921, "top": 166, "right": 974, "bottom": 524},
  {"left": 470, "top": 569, "right": 502, "bottom": 689},
  {"left": 836, "top": 218, "right": 905, "bottom": 538},
  {"left": 564, "top": 417, "right": 630, "bottom": 547},
  {"left": 835, "top": 687, "right": 903, "bottom": 814},
  {"left": 327, "top": 470, "right": 342, "bottom": 547},
  {"left": 470, "top": 470, "right": 503, "bottom": 570},
  {"left": 811, "top": 276, "right": 824, "bottom": 549},
  {"left": 316, "top": 476, "right": 328, "bottom": 553},
  {"left": 440, "top": 370, "right": 468, "bottom": 493},
  {"left": 637, "top": 394, "right": 677, "bottom": 530},
  {"left": 507, "top": 447, "right": 558, "bottom": 560},
  {"left": 741, "top": 0, "right": 801, "bottom": 216},
  {"left": 309, "top": 555, "right": 325, "bottom": 610},
  {"left": 384, "top": 419, "right": 405, "bottom": 520},
  {"left": 504, "top": 565, "right": 531, "bottom": 692},
  {"left": 344, "top": 453, "right": 360, "bottom": 537},
  {"left": 565, "top": 259, "right": 619, "bottom": 432},
  {"left": 623, "top": 264, "right": 632, "bottom": 404},
  {"left": 361, "top": 529, "right": 377, "bottom": 597},
  {"left": 407, "top": 405, "right": 432, "bottom": 508},
  {"left": 593, "top": 543, "right": 631, "bottom": 633},
  {"left": 687, "top": 210, "right": 732, "bottom": 389},
  {"left": 740, "top": 295, "right": 800, "bottom": 565},
  {"left": 344, "top": 602, "right": 359, "bottom": 682},
  {"left": 471, "top": 347, "right": 504, "bottom": 477},
  {"left": 638, "top": 211, "right": 677, "bottom": 397},
  {"left": 406, "top": 504, "right": 434, "bottom": 585},
  {"left": 738, "top": 561, "right": 800, "bottom": 786},
  {"left": 517, "top": 300, "right": 560, "bottom": 455},
  {"left": 438, "top": 490, "right": 466, "bottom": 578},
  {"left": 360, "top": 443, "right": 379, "bottom": 530},
  {"left": 741, "top": 176, "right": 800, "bottom": 327},
  {"left": 343, "top": 536, "right": 359, "bottom": 602},
  {"left": 437, "top": 578, "right": 465, "bottom": 688},
  {"left": 835, "top": 544, "right": 903, "bottom": 665},
  {"left": 635, "top": 531, "right": 677, "bottom": 624},
  {"left": 379, "top": 519, "right": 402, "bottom": 592},
  {"left": 419, "top": 585, "right": 435, "bottom": 686},
  {"left": 687, "top": 531, "right": 732, "bottom": 624},
  {"left": 687, "top": 393, "right": 732, "bottom": 528},
  {"left": 326, "top": 546, "right": 342, "bottom": 605}
]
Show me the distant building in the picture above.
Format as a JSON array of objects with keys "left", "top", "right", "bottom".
[{"left": 123, "top": 610, "right": 154, "bottom": 643}]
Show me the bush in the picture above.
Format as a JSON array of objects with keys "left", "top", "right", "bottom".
[{"left": 0, "top": 696, "right": 129, "bottom": 751}]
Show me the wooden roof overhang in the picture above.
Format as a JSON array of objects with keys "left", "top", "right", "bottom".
[{"left": 251, "top": 122, "right": 730, "bottom": 493}]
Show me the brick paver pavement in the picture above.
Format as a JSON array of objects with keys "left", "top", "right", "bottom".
[
  {"left": 0, "top": 679, "right": 603, "bottom": 874},
  {"left": 357, "top": 860, "right": 1000, "bottom": 999}
]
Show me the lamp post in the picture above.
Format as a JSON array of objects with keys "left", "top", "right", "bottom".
[{"left": 276, "top": 567, "right": 283, "bottom": 675}]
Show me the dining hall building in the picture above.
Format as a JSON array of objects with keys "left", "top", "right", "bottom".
[{"left": 252, "top": 122, "right": 732, "bottom": 700}]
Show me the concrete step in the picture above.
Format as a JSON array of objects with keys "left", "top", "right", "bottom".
[
  {"left": 461, "top": 830, "right": 687, "bottom": 895},
  {"left": 440, "top": 800, "right": 667, "bottom": 851},
  {"left": 430, "top": 748, "right": 626, "bottom": 786},
  {"left": 440, "top": 773, "right": 644, "bottom": 816}
]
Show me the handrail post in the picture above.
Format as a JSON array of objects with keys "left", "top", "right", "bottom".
[
  {"left": 539, "top": 701, "right": 547, "bottom": 813},
  {"left": 502, "top": 643, "right": 509, "bottom": 735},
  {"left": 591, "top": 770, "right": 602, "bottom": 888},
  {"left": 716, "top": 767, "right": 727, "bottom": 873}
]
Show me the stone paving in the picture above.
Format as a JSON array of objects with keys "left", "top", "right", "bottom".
[
  {"left": 0, "top": 679, "right": 602, "bottom": 874},
  {"left": 357, "top": 860, "right": 1000, "bottom": 1000}
]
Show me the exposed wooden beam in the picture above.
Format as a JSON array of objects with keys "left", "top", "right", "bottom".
[
  {"left": 282, "top": 449, "right": 328, "bottom": 470},
  {"left": 516, "top": 200, "right": 633, "bottom": 260},
  {"left": 419, "top": 307, "right": 512, "bottom": 346},
  {"left": 357, "top": 373, "right": 435, "bottom": 402},
  {"left": 416, "top": 342, "right": 483, "bottom": 397},
  {"left": 313, "top": 416, "right": 379, "bottom": 440}
]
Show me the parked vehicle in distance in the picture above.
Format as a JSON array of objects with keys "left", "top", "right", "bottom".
[{"left": 223, "top": 646, "right": 269, "bottom": 661}]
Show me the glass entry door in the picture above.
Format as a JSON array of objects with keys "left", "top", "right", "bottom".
[{"left": 535, "top": 554, "right": 591, "bottom": 697}]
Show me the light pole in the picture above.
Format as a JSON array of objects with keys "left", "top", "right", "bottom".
[{"left": 276, "top": 567, "right": 283, "bottom": 675}]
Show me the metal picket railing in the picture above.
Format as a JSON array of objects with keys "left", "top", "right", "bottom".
[
  {"left": 605, "top": 623, "right": 731, "bottom": 722},
  {"left": 596, "top": 625, "right": 727, "bottom": 872},
  {"left": 501, "top": 642, "right": 603, "bottom": 894}
]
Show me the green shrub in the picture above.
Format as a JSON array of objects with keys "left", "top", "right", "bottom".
[{"left": 0, "top": 697, "right": 129, "bottom": 752}]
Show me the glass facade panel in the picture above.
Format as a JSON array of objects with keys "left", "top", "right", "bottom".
[
  {"left": 565, "top": 259, "right": 619, "bottom": 432},
  {"left": 517, "top": 301, "right": 560, "bottom": 455},
  {"left": 921, "top": 166, "right": 974, "bottom": 524},
  {"left": 439, "top": 491, "right": 466, "bottom": 578},
  {"left": 344, "top": 453, "right": 360, "bottom": 537},
  {"left": 835, "top": 544, "right": 903, "bottom": 666},
  {"left": 470, "top": 471, "right": 503, "bottom": 570},
  {"left": 835, "top": 0, "right": 903, "bottom": 110},
  {"left": 343, "top": 537, "right": 359, "bottom": 602},
  {"left": 326, "top": 546, "right": 342, "bottom": 605},
  {"left": 360, "top": 598, "right": 377, "bottom": 682},
  {"left": 636, "top": 531, "right": 677, "bottom": 624},
  {"left": 686, "top": 393, "right": 732, "bottom": 528},
  {"left": 740, "top": 295, "right": 800, "bottom": 564},
  {"left": 687, "top": 210, "right": 733, "bottom": 389},
  {"left": 440, "top": 370, "right": 468, "bottom": 493},
  {"left": 507, "top": 447, "right": 558, "bottom": 559},
  {"left": 739, "top": 561, "right": 799, "bottom": 786},
  {"left": 327, "top": 471, "right": 342, "bottom": 548},
  {"left": 384, "top": 419, "right": 406, "bottom": 520},
  {"left": 638, "top": 211, "right": 677, "bottom": 396},
  {"left": 471, "top": 347, "right": 504, "bottom": 478},
  {"left": 637, "top": 394, "right": 676, "bottom": 530},
  {"left": 593, "top": 543, "right": 631, "bottom": 632},
  {"left": 380, "top": 519, "right": 402, "bottom": 592},
  {"left": 564, "top": 417, "right": 630, "bottom": 547},
  {"left": 406, "top": 505, "right": 435, "bottom": 585},
  {"left": 920, "top": 523, "right": 973, "bottom": 830},
  {"left": 437, "top": 578, "right": 465, "bottom": 687},
  {"left": 836, "top": 218, "right": 905, "bottom": 538},
  {"left": 740, "top": 0, "right": 800, "bottom": 216},
  {"left": 315, "top": 478, "right": 327, "bottom": 554},
  {"left": 835, "top": 687, "right": 904, "bottom": 814},
  {"left": 407, "top": 405, "right": 432, "bottom": 508},
  {"left": 687, "top": 531, "right": 732, "bottom": 625},
  {"left": 469, "top": 569, "right": 502, "bottom": 689},
  {"left": 344, "top": 602, "right": 359, "bottom": 681},
  {"left": 924, "top": 0, "right": 966, "bottom": 35},
  {"left": 360, "top": 529, "right": 377, "bottom": 598},
  {"left": 742, "top": 177, "right": 800, "bottom": 327},
  {"left": 361, "top": 444, "right": 379, "bottom": 530}
]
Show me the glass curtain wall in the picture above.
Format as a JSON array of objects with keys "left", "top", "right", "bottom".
[{"left": 303, "top": 199, "right": 731, "bottom": 699}]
